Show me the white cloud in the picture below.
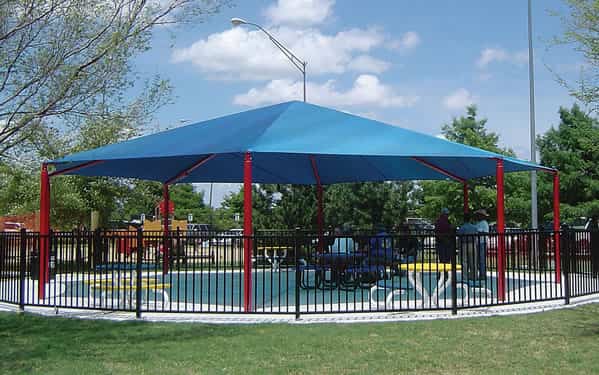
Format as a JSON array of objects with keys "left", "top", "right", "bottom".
[
  {"left": 171, "top": 26, "right": 387, "bottom": 80},
  {"left": 476, "top": 47, "right": 528, "bottom": 68},
  {"left": 265, "top": 0, "right": 335, "bottom": 26},
  {"left": 389, "top": 31, "right": 421, "bottom": 53},
  {"left": 347, "top": 55, "right": 390, "bottom": 73},
  {"left": 233, "top": 74, "right": 419, "bottom": 108},
  {"left": 442, "top": 88, "right": 477, "bottom": 110}
]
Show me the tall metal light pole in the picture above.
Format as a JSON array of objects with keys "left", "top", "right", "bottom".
[
  {"left": 209, "top": 182, "right": 214, "bottom": 227},
  {"left": 528, "top": 0, "right": 538, "bottom": 229},
  {"left": 231, "top": 17, "right": 307, "bottom": 102}
]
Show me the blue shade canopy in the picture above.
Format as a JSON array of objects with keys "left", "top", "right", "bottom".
[{"left": 50, "top": 101, "right": 554, "bottom": 184}]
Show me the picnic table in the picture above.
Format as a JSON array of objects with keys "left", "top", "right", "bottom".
[
  {"left": 87, "top": 277, "right": 170, "bottom": 309},
  {"left": 91, "top": 263, "right": 168, "bottom": 308},
  {"left": 398, "top": 263, "right": 460, "bottom": 308},
  {"left": 254, "top": 246, "right": 291, "bottom": 271}
]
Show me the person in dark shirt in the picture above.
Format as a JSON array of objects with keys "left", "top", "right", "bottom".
[{"left": 435, "top": 208, "right": 454, "bottom": 263}]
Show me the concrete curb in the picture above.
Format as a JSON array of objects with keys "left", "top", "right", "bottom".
[{"left": 1, "top": 294, "right": 598, "bottom": 325}]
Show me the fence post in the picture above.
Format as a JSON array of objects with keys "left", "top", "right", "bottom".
[
  {"left": 294, "top": 227, "right": 301, "bottom": 320},
  {"left": 48, "top": 229, "right": 54, "bottom": 282},
  {"left": 136, "top": 228, "right": 143, "bottom": 319},
  {"left": 75, "top": 227, "right": 82, "bottom": 267},
  {"left": 563, "top": 230, "right": 570, "bottom": 305},
  {"left": 93, "top": 228, "right": 101, "bottom": 268},
  {"left": 19, "top": 228, "right": 27, "bottom": 311},
  {"left": 176, "top": 226, "right": 181, "bottom": 267},
  {"left": 451, "top": 235, "right": 458, "bottom": 315}
]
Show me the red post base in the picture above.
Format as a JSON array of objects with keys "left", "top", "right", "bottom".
[
  {"left": 38, "top": 164, "right": 50, "bottom": 300},
  {"left": 496, "top": 159, "right": 506, "bottom": 301},
  {"left": 243, "top": 152, "right": 253, "bottom": 312},
  {"left": 162, "top": 184, "right": 170, "bottom": 275}
]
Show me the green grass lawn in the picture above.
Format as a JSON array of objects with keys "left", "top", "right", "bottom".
[{"left": 1, "top": 304, "right": 599, "bottom": 375}]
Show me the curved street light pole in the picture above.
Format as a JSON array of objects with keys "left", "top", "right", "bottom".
[
  {"left": 231, "top": 18, "right": 307, "bottom": 102},
  {"left": 528, "top": 0, "right": 538, "bottom": 229}
]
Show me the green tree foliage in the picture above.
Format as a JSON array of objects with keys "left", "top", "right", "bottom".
[
  {"left": 0, "top": 0, "right": 229, "bottom": 227},
  {"left": 169, "top": 184, "right": 211, "bottom": 224},
  {"left": 0, "top": 0, "right": 230, "bottom": 158},
  {"left": 0, "top": 163, "right": 39, "bottom": 215},
  {"left": 553, "top": 0, "right": 599, "bottom": 111},
  {"left": 215, "top": 182, "right": 417, "bottom": 232},
  {"left": 120, "top": 181, "right": 162, "bottom": 221},
  {"left": 324, "top": 182, "right": 415, "bottom": 230},
  {"left": 537, "top": 104, "right": 599, "bottom": 221},
  {"left": 217, "top": 186, "right": 278, "bottom": 230},
  {"left": 419, "top": 106, "right": 533, "bottom": 227}
]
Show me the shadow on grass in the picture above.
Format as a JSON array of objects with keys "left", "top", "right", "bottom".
[
  {"left": 564, "top": 305, "right": 599, "bottom": 337},
  {"left": 0, "top": 312, "right": 246, "bottom": 370}
]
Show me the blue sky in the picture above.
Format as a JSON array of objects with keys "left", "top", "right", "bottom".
[{"left": 134, "top": 0, "right": 583, "bottom": 206}]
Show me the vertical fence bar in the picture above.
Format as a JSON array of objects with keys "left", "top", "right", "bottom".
[
  {"left": 563, "top": 234, "right": 570, "bottom": 305},
  {"left": 451, "top": 235, "right": 458, "bottom": 315},
  {"left": 136, "top": 228, "right": 143, "bottom": 318},
  {"left": 19, "top": 228, "right": 27, "bottom": 311},
  {"left": 294, "top": 228, "right": 301, "bottom": 319}
]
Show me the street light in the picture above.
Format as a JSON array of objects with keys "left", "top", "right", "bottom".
[
  {"left": 527, "top": 0, "right": 538, "bottom": 229},
  {"left": 231, "top": 17, "right": 307, "bottom": 102}
]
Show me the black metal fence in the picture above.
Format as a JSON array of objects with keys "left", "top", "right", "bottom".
[{"left": 0, "top": 228, "right": 597, "bottom": 317}]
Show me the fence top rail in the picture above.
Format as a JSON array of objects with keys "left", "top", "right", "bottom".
[{"left": 1, "top": 229, "right": 592, "bottom": 238}]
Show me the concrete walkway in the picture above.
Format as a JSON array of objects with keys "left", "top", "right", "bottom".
[{"left": 1, "top": 293, "right": 597, "bottom": 325}]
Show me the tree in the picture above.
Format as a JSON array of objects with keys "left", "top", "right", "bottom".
[
  {"left": 537, "top": 104, "right": 599, "bottom": 221},
  {"left": 553, "top": 0, "right": 599, "bottom": 112},
  {"left": 120, "top": 180, "right": 162, "bottom": 221},
  {"left": 273, "top": 185, "right": 317, "bottom": 230},
  {"left": 0, "top": 0, "right": 230, "bottom": 227},
  {"left": 324, "top": 182, "right": 415, "bottom": 230},
  {"left": 169, "top": 184, "right": 211, "bottom": 224},
  {"left": 218, "top": 185, "right": 280, "bottom": 231},
  {"left": 419, "top": 106, "right": 533, "bottom": 226},
  {"left": 216, "top": 182, "right": 416, "bottom": 232},
  {"left": 0, "top": 0, "right": 230, "bottom": 158}
]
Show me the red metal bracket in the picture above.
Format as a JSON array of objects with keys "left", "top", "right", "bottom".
[
  {"left": 411, "top": 157, "right": 466, "bottom": 183},
  {"left": 49, "top": 160, "right": 104, "bottom": 177},
  {"left": 165, "top": 154, "right": 215, "bottom": 185}
]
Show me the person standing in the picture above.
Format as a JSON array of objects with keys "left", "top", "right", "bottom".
[
  {"left": 474, "top": 209, "right": 490, "bottom": 280},
  {"left": 457, "top": 213, "right": 479, "bottom": 283},
  {"left": 434, "top": 208, "right": 454, "bottom": 264}
]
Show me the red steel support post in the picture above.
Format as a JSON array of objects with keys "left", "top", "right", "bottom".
[
  {"left": 243, "top": 152, "right": 253, "bottom": 312},
  {"left": 310, "top": 156, "right": 324, "bottom": 253},
  {"left": 553, "top": 171, "right": 561, "bottom": 283},
  {"left": 38, "top": 164, "right": 50, "bottom": 299},
  {"left": 496, "top": 159, "right": 506, "bottom": 301},
  {"left": 162, "top": 184, "right": 170, "bottom": 275},
  {"left": 316, "top": 183, "right": 324, "bottom": 252},
  {"left": 463, "top": 183, "right": 469, "bottom": 219}
]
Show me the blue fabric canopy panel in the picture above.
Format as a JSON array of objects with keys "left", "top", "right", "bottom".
[{"left": 50, "top": 101, "right": 554, "bottom": 184}]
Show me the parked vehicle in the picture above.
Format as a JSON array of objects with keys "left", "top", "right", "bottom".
[
  {"left": 186, "top": 223, "right": 212, "bottom": 245},
  {"left": 187, "top": 223, "right": 211, "bottom": 234},
  {"left": 406, "top": 218, "right": 434, "bottom": 231},
  {"left": 207, "top": 228, "right": 243, "bottom": 246},
  {"left": 2, "top": 221, "right": 23, "bottom": 232}
]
